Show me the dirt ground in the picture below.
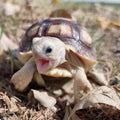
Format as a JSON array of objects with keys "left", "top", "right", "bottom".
[{"left": 0, "top": 0, "right": 120, "bottom": 120}]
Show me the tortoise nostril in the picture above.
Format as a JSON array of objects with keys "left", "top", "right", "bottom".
[{"left": 45, "top": 46, "right": 53, "bottom": 54}]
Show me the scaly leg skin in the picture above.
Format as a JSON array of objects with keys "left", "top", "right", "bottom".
[
  {"left": 11, "top": 57, "right": 35, "bottom": 92},
  {"left": 74, "top": 67, "right": 93, "bottom": 103},
  {"left": 33, "top": 72, "right": 46, "bottom": 87}
]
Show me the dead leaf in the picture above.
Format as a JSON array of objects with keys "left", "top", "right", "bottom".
[
  {"left": 68, "top": 86, "right": 120, "bottom": 119},
  {"left": 88, "top": 69, "right": 108, "bottom": 85},
  {"left": 0, "top": 92, "right": 19, "bottom": 112},
  {"left": 50, "top": 9, "right": 71, "bottom": 18},
  {"left": 3, "top": 2, "right": 20, "bottom": 16},
  {"left": 0, "top": 33, "right": 18, "bottom": 54},
  {"left": 97, "top": 17, "right": 120, "bottom": 30},
  {"left": 97, "top": 17, "right": 110, "bottom": 29},
  {"left": 28, "top": 89, "right": 56, "bottom": 108},
  {"left": 50, "top": 9, "right": 76, "bottom": 21},
  {"left": 51, "top": 0, "right": 60, "bottom": 4}
]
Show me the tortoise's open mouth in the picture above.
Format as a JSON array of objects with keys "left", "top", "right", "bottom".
[
  {"left": 40, "top": 59, "right": 49, "bottom": 66},
  {"left": 36, "top": 59, "right": 55, "bottom": 73}
]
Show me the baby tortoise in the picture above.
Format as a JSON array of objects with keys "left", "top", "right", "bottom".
[{"left": 11, "top": 18, "right": 107, "bottom": 101}]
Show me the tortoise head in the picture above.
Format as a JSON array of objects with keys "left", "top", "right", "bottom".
[{"left": 32, "top": 36, "right": 66, "bottom": 73}]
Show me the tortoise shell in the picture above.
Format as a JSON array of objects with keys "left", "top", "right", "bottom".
[{"left": 20, "top": 18, "right": 95, "bottom": 61}]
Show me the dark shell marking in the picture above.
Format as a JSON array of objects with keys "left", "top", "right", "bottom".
[{"left": 20, "top": 18, "right": 95, "bottom": 60}]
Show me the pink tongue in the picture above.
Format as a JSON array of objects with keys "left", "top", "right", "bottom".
[
  {"left": 37, "top": 59, "right": 50, "bottom": 73},
  {"left": 36, "top": 59, "right": 54, "bottom": 73},
  {"left": 40, "top": 59, "right": 49, "bottom": 66}
]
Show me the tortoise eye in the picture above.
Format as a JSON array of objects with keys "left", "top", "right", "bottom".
[{"left": 45, "top": 46, "right": 53, "bottom": 54}]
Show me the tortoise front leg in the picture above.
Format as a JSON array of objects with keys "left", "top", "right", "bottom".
[
  {"left": 11, "top": 57, "right": 35, "bottom": 92},
  {"left": 74, "top": 67, "right": 93, "bottom": 102}
]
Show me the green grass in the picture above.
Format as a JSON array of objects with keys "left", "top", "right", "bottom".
[
  {"left": 0, "top": 24, "right": 4, "bottom": 40},
  {"left": 60, "top": 1, "right": 120, "bottom": 9}
]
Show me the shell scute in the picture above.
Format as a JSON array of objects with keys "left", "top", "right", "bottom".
[
  {"left": 27, "top": 24, "right": 40, "bottom": 38},
  {"left": 46, "top": 24, "right": 73, "bottom": 38},
  {"left": 79, "top": 28, "right": 92, "bottom": 47}
]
